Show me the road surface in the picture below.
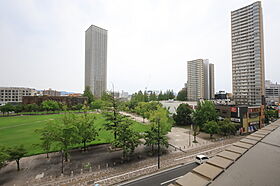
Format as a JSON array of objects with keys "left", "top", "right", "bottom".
[{"left": 119, "top": 162, "right": 198, "bottom": 186}]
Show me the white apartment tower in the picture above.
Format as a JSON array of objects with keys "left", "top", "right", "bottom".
[
  {"left": 231, "top": 1, "right": 265, "bottom": 105},
  {"left": 187, "top": 59, "right": 215, "bottom": 101},
  {"left": 85, "top": 25, "right": 107, "bottom": 98}
]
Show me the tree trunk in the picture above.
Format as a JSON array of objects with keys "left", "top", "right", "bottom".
[
  {"left": 16, "top": 159, "right": 20, "bottom": 171},
  {"left": 210, "top": 134, "right": 213, "bottom": 139},
  {"left": 83, "top": 141, "right": 86, "bottom": 151},
  {"left": 47, "top": 152, "right": 49, "bottom": 158}
]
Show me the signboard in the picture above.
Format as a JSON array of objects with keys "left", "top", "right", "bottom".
[
  {"left": 231, "top": 118, "right": 240, "bottom": 123},
  {"left": 230, "top": 107, "right": 237, "bottom": 112},
  {"left": 249, "top": 121, "right": 259, "bottom": 126}
]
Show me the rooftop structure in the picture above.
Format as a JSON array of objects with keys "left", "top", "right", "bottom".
[{"left": 172, "top": 120, "right": 280, "bottom": 186}]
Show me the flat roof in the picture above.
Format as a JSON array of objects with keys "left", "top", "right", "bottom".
[{"left": 172, "top": 119, "right": 280, "bottom": 186}]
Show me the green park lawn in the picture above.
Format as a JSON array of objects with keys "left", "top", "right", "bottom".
[{"left": 0, "top": 113, "right": 149, "bottom": 156}]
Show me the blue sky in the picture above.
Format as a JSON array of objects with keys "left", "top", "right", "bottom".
[{"left": 0, "top": 0, "right": 279, "bottom": 94}]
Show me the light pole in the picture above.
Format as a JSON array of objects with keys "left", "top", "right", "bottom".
[
  {"left": 157, "top": 119, "right": 160, "bottom": 169},
  {"left": 61, "top": 150, "right": 64, "bottom": 174}
]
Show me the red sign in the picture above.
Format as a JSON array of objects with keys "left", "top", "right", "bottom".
[{"left": 230, "top": 107, "right": 237, "bottom": 112}]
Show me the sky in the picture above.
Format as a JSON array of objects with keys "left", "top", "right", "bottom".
[{"left": 0, "top": 0, "right": 279, "bottom": 94}]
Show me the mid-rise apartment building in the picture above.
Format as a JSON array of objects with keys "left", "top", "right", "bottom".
[
  {"left": 186, "top": 59, "right": 215, "bottom": 101},
  {"left": 0, "top": 87, "right": 36, "bottom": 106},
  {"left": 85, "top": 25, "right": 107, "bottom": 98},
  {"left": 43, "top": 88, "right": 61, "bottom": 96},
  {"left": 231, "top": 1, "right": 265, "bottom": 105},
  {"left": 265, "top": 80, "right": 280, "bottom": 104}
]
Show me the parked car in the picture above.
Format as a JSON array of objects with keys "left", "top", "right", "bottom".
[{"left": 195, "top": 155, "right": 209, "bottom": 164}]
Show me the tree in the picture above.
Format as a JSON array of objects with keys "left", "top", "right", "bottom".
[
  {"left": 0, "top": 103, "right": 15, "bottom": 116},
  {"left": 192, "top": 100, "right": 218, "bottom": 128},
  {"left": 149, "top": 92, "right": 158, "bottom": 101},
  {"left": 218, "top": 119, "right": 237, "bottom": 136},
  {"left": 83, "top": 86, "right": 95, "bottom": 104},
  {"left": 144, "top": 124, "right": 169, "bottom": 155},
  {"left": 14, "top": 104, "right": 24, "bottom": 114},
  {"left": 41, "top": 100, "right": 60, "bottom": 112},
  {"left": 36, "top": 122, "right": 56, "bottom": 158},
  {"left": 135, "top": 102, "right": 149, "bottom": 123},
  {"left": 149, "top": 106, "right": 172, "bottom": 135},
  {"left": 75, "top": 112, "right": 98, "bottom": 151},
  {"left": 265, "top": 109, "right": 278, "bottom": 123},
  {"left": 0, "top": 146, "right": 9, "bottom": 168},
  {"left": 203, "top": 121, "right": 219, "bottom": 139},
  {"left": 176, "top": 88, "right": 187, "bottom": 101},
  {"left": 7, "top": 145, "right": 27, "bottom": 171},
  {"left": 53, "top": 113, "right": 79, "bottom": 161},
  {"left": 103, "top": 92, "right": 125, "bottom": 140},
  {"left": 112, "top": 119, "right": 141, "bottom": 160},
  {"left": 173, "top": 103, "right": 192, "bottom": 126}
]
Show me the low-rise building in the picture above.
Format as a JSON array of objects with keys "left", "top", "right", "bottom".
[
  {"left": 215, "top": 105, "right": 265, "bottom": 133},
  {"left": 0, "top": 87, "right": 36, "bottom": 106},
  {"left": 265, "top": 80, "right": 280, "bottom": 105}
]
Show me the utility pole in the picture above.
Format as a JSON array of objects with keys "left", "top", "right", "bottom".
[
  {"left": 61, "top": 150, "right": 64, "bottom": 174},
  {"left": 157, "top": 119, "right": 160, "bottom": 169}
]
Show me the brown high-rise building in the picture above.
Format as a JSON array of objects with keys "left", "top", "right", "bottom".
[{"left": 231, "top": 1, "right": 265, "bottom": 105}]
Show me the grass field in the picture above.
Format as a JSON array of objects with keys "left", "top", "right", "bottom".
[{"left": 0, "top": 113, "right": 149, "bottom": 156}]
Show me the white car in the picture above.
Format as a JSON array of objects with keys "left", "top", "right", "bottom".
[{"left": 195, "top": 155, "right": 209, "bottom": 164}]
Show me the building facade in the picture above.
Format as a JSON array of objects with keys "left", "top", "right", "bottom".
[
  {"left": 187, "top": 59, "right": 215, "bottom": 101},
  {"left": 85, "top": 25, "right": 107, "bottom": 98},
  {"left": 215, "top": 104, "right": 265, "bottom": 133},
  {"left": 0, "top": 87, "right": 36, "bottom": 106},
  {"left": 265, "top": 80, "right": 280, "bottom": 104},
  {"left": 231, "top": 1, "right": 265, "bottom": 106},
  {"left": 43, "top": 88, "right": 61, "bottom": 96}
]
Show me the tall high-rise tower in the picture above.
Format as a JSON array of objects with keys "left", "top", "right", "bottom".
[
  {"left": 187, "top": 59, "right": 215, "bottom": 101},
  {"left": 231, "top": 1, "right": 265, "bottom": 105},
  {"left": 85, "top": 25, "right": 107, "bottom": 98}
]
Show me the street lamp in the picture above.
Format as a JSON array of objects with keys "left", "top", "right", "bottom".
[{"left": 157, "top": 118, "right": 160, "bottom": 169}]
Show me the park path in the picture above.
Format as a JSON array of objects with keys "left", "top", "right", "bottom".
[{"left": 119, "top": 111, "right": 149, "bottom": 123}]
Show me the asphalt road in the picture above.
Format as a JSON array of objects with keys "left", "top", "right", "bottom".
[{"left": 118, "top": 162, "right": 198, "bottom": 186}]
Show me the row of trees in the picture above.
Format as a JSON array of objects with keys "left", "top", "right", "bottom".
[
  {"left": 0, "top": 101, "right": 85, "bottom": 116},
  {"left": 173, "top": 101, "right": 239, "bottom": 140},
  {"left": 130, "top": 90, "right": 176, "bottom": 103}
]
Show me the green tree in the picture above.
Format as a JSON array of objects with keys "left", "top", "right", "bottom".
[
  {"left": 53, "top": 113, "right": 79, "bottom": 161},
  {"left": 83, "top": 86, "right": 95, "bottom": 104},
  {"left": 0, "top": 146, "right": 9, "bottom": 168},
  {"left": 173, "top": 103, "right": 192, "bottom": 126},
  {"left": 176, "top": 88, "right": 187, "bottom": 101},
  {"left": 103, "top": 92, "right": 125, "bottom": 140},
  {"left": 0, "top": 103, "right": 15, "bottom": 116},
  {"left": 7, "top": 145, "right": 27, "bottom": 171},
  {"left": 36, "top": 122, "right": 56, "bottom": 158},
  {"left": 144, "top": 124, "right": 169, "bottom": 155},
  {"left": 135, "top": 102, "right": 149, "bottom": 123},
  {"left": 149, "top": 92, "right": 158, "bottom": 101},
  {"left": 41, "top": 100, "right": 60, "bottom": 112},
  {"left": 203, "top": 121, "right": 219, "bottom": 139},
  {"left": 192, "top": 100, "right": 218, "bottom": 128},
  {"left": 14, "top": 104, "right": 24, "bottom": 114},
  {"left": 265, "top": 109, "right": 278, "bottom": 123},
  {"left": 75, "top": 112, "right": 98, "bottom": 151},
  {"left": 218, "top": 119, "right": 237, "bottom": 136},
  {"left": 112, "top": 119, "right": 141, "bottom": 160}
]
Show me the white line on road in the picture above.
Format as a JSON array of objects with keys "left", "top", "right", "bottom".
[
  {"left": 160, "top": 176, "right": 182, "bottom": 185},
  {"left": 95, "top": 144, "right": 231, "bottom": 185}
]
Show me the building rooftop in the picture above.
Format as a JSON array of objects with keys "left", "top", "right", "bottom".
[{"left": 172, "top": 120, "right": 280, "bottom": 186}]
